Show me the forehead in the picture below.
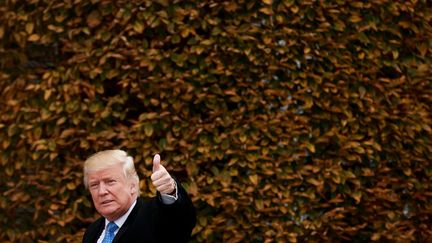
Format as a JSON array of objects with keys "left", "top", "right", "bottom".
[{"left": 87, "top": 164, "right": 124, "bottom": 181}]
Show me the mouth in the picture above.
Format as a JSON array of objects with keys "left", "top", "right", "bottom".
[{"left": 101, "top": 200, "right": 114, "bottom": 205}]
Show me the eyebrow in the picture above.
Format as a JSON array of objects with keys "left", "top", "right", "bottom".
[{"left": 89, "top": 176, "right": 117, "bottom": 183}]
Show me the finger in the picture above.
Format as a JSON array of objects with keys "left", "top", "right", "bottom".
[
  {"left": 157, "top": 181, "right": 175, "bottom": 194},
  {"left": 157, "top": 185, "right": 171, "bottom": 194},
  {"left": 151, "top": 167, "right": 167, "bottom": 181},
  {"left": 152, "top": 175, "right": 172, "bottom": 187},
  {"left": 152, "top": 154, "right": 161, "bottom": 172}
]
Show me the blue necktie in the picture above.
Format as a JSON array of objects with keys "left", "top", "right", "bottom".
[{"left": 102, "top": 222, "right": 118, "bottom": 243}]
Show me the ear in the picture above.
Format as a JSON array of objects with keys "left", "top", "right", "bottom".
[{"left": 130, "top": 181, "right": 137, "bottom": 194}]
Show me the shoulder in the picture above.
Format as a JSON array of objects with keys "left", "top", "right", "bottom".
[
  {"left": 127, "top": 197, "right": 159, "bottom": 220},
  {"left": 135, "top": 196, "right": 158, "bottom": 209}
]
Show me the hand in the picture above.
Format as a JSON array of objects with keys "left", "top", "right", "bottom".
[{"left": 151, "top": 154, "right": 176, "bottom": 194}]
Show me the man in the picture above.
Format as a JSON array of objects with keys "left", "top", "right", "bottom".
[{"left": 82, "top": 150, "right": 196, "bottom": 243}]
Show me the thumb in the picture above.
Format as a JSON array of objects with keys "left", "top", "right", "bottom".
[{"left": 152, "top": 154, "right": 161, "bottom": 172}]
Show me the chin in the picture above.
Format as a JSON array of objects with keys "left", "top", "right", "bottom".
[{"left": 98, "top": 205, "right": 118, "bottom": 217}]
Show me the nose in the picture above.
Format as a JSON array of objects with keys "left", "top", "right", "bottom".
[{"left": 98, "top": 182, "right": 108, "bottom": 195}]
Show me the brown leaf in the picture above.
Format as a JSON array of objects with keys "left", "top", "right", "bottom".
[{"left": 87, "top": 10, "right": 102, "bottom": 28}]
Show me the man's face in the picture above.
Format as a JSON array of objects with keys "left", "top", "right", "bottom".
[{"left": 87, "top": 164, "right": 136, "bottom": 221}]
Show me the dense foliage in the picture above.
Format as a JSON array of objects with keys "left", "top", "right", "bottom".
[{"left": 1, "top": 0, "right": 431, "bottom": 242}]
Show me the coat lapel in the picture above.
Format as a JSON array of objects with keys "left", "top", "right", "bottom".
[
  {"left": 89, "top": 218, "right": 105, "bottom": 243},
  {"left": 112, "top": 199, "right": 141, "bottom": 243}
]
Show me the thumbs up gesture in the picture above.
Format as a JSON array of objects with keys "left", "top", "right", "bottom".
[{"left": 151, "top": 154, "right": 176, "bottom": 194}]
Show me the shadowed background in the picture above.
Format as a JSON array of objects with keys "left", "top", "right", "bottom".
[{"left": 1, "top": 0, "right": 431, "bottom": 242}]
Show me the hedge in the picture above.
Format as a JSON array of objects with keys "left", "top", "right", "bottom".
[{"left": 1, "top": 0, "right": 431, "bottom": 242}]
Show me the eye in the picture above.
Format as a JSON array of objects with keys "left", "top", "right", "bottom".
[
  {"left": 89, "top": 183, "right": 99, "bottom": 189},
  {"left": 107, "top": 179, "right": 116, "bottom": 185}
]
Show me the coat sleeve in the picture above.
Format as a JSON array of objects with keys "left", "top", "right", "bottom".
[{"left": 154, "top": 179, "right": 196, "bottom": 243}]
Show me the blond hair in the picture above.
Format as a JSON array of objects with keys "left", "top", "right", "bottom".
[{"left": 83, "top": 150, "right": 140, "bottom": 193}]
